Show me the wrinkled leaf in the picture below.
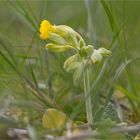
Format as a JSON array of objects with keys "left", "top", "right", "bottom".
[{"left": 42, "top": 108, "right": 67, "bottom": 130}]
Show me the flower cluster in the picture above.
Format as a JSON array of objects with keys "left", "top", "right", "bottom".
[{"left": 39, "top": 20, "right": 111, "bottom": 84}]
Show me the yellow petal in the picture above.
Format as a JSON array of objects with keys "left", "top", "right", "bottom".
[{"left": 39, "top": 20, "right": 55, "bottom": 40}]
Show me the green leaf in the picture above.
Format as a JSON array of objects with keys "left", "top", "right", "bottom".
[
  {"left": 100, "top": 0, "right": 115, "bottom": 32},
  {"left": 116, "top": 86, "right": 140, "bottom": 104},
  {"left": 42, "top": 108, "right": 67, "bottom": 130}
]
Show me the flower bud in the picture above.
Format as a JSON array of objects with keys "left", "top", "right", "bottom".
[
  {"left": 45, "top": 43, "right": 72, "bottom": 52},
  {"left": 85, "top": 45, "right": 93, "bottom": 54},
  {"left": 91, "top": 49, "right": 102, "bottom": 64},
  {"left": 79, "top": 45, "right": 93, "bottom": 57},
  {"left": 98, "top": 48, "right": 111, "bottom": 56},
  {"left": 79, "top": 47, "right": 87, "bottom": 57},
  {"left": 78, "top": 39, "right": 86, "bottom": 48}
]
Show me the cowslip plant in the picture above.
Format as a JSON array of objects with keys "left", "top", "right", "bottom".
[{"left": 39, "top": 20, "right": 111, "bottom": 130}]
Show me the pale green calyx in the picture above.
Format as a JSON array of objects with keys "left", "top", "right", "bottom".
[
  {"left": 63, "top": 54, "right": 79, "bottom": 72},
  {"left": 49, "top": 33, "right": 66, "bottom": 45},
  {"left": 45, "top": 43, "right": 73, "bottom": 52}
]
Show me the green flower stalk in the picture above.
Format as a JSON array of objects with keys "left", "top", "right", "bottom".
[{"left": 39, "top": 19, "right": 111, "bottom": 129}]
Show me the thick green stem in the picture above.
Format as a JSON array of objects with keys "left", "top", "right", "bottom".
[{"left": 84, "top": 69, "right": 93, "bottom": 130}]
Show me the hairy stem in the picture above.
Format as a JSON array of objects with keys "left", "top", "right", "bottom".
[{"left": 84, "top": 69, "right": 93, "bottom": 131}]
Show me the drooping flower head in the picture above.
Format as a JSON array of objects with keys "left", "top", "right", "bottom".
[
  {"left": 39, "top": 19, "right": 111, "bottom": 85},
  {"left": 39, "top": 20, "right": 55, "bottom": 40},
  {"left": 39, "top": 19, "right": 79, "bottom": 51}
]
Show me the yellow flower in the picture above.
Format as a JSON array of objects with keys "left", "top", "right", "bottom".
[{"left": 39, "top": 20, "right": 55, "bottom": 40}]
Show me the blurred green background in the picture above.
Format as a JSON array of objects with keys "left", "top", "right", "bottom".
[{"left": 0, "top": 0, "right": 140, "bottom": 138}]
